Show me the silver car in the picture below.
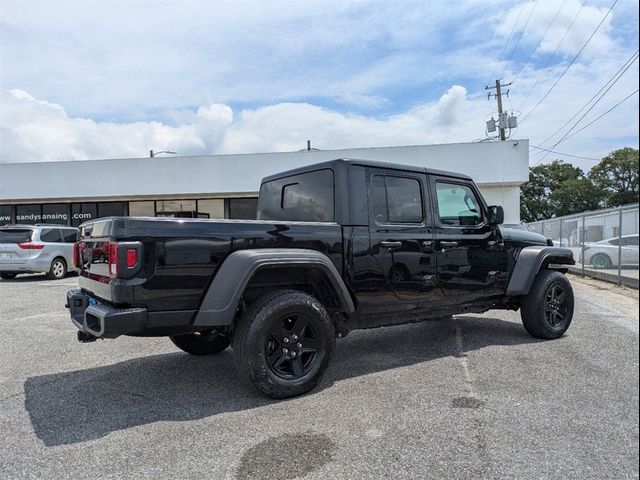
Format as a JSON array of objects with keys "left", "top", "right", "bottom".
[
  {"left": 0, "top": 224, "right": 77, "bottom": 280},
  {"left": 581, "top": 233, "right": 639, "bottom": 269}
]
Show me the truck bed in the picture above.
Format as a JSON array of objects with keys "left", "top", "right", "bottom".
[{"left": 76, "top": 217, "right": 343, "bottom": 311}]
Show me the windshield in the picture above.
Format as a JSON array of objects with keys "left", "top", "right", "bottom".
[{"left": 0, "top": 228, "right": 33, "bottom": 243}]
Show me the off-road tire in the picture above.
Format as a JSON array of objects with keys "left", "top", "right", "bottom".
[
  {"left": 521, "top": 270, "right": 574, "bottom": 339},
  {"left": 47, "top": 257, "right": 67, "bottom": 280},
  {"left": 170, "top": 332, "right": 231, "bottom": 355},
  {"left": 0, "top": 273, "right": 17, "bottom": 280},
  {"left": 233, "top": 290, "right": 335, "bottom": 399}
]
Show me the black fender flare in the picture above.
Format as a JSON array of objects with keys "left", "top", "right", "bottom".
[
  {"left": 506, "top": 246, "right": 575, "bottom": 296},
  {"left": 193, "top": 248, "right": 355, "bottom": 326}
]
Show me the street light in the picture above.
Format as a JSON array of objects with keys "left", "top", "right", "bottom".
[{"left": 149, "top": 150, "right": 177, "bottom": 158}]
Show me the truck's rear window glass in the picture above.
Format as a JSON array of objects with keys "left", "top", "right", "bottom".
[
  {"left": 372, "top": 175, "right": 423, "bottom": 224},
  {"left": 436, "top": 181, "right": 482, "bottom": 226},
  {"left": 257, "top": 169, "right": 334, "bottom": 222},
  {"left": 0, "top": 229, "right": 33, "bottom": 243}
]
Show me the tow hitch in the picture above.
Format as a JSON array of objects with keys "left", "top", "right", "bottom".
[{"left": 77, "top": 331, "right": 98, "bottom": 343}]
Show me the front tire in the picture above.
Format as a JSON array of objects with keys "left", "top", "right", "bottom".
[
  {"left": 0, "top": 273, "right": 17, "bottom": 280},
  {"left": 47, "top": 257, "right": 67, "bottom": 280},
  {"left": 521, "top": 270, "right": 574, "bottom": 339},
  {"left": 233, "top": 290, "right": 335, "bottom": 399},
  {"left": 170, "top": 331, "right": 231, "bottom": 355}
]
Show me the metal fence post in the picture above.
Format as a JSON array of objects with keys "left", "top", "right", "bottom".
[
  {"left": 581, "top": 214, "right": 586, "bottom": 277},
  {"left": 559, "top": 219, "right": 563, "bottom": 247},
  {"left": 617, "top": 207, "right": 623, "bottom": 286}
]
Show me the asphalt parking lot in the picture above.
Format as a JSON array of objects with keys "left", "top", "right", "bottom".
[{"left": 1, "top": 274, "right": 638, "bottom": 479}]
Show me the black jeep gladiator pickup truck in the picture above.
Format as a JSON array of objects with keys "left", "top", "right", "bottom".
[{"left": 67, "top": 159, "right": 575, "bottom": 398}]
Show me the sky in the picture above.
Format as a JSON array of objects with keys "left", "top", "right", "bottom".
[{"left": 0, "top": 0, "right": 638, "bottom": 172}]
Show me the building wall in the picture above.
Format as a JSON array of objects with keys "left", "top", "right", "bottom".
[{"left": 0, "top": 140, "right": 529, "bottom": 225}]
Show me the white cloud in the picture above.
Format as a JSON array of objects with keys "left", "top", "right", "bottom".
[{"left": 0, "top": 86, "right": 488, "bottom": 163}]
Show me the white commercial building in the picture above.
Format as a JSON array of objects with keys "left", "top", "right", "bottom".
[{"left": 0, "top": 140, "right": 528, "bottom": 226}]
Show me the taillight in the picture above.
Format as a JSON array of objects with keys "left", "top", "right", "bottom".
[
  {"left": 73, "top": 242, "right": 81, "bottom": 268},
  {"left": 17, "top": 242, "right": 45, "bottom": 250},
  {"left": 108, "top": 242, "right": 119, "bottom": 277},
  {"left": 126, "top": 248, "right": 137, "bottom": 268}
]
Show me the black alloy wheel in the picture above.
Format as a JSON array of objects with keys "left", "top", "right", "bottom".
[
  {"left": 233, "top": 290, "right": 335, "bottom": 398},
  {"left": 544, "top": 284, "right": 568, "bottom": 327},
  {"left": 266, "top": 313, "right": 322, "bottom": 379},
  {"left": 521, "top": 269, "right": 574, "bottom": 339}
]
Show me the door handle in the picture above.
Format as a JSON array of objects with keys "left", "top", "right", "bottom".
[
  {"left": 380, "top": 240, "right": 402, "bottom": 249},
  {"left": 421, "top": 240, "right": 434, "bottom": 251},
  {"left": 440, "top": 241, "right": 459, "bottom": 249}
]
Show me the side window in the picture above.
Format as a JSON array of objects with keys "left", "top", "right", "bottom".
[
  {"left": 62, "top": 229, "right": 77, "bottom": 243},
  {"left": 436, "top": 182, "right": 482, "bottom": 226},
  {"left": 257, "top": 169, "right": 334, "bottom": 222},
  {"left": 622, "top": 236, "right": 639, "bottom": 246},
  {"left": 372, "top": 175, "right": 423, "bottom": 224},
  {"left": 39, "top": 228, "right": 62, "bottom": 243}
]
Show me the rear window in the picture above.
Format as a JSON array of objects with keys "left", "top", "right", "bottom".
[
  {"left": 257, "top": 169, "right": 334, "bottom": 222},
  {"left": 0, "top": 229, "right": 33, "bottom": 243}
]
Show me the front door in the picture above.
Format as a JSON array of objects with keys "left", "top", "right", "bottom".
[
  {"left": 365, "top": 169, "right": 437, "bottom": 311},
  {"left": 429, "top": 176, "right": 508, "bottom": 305}
]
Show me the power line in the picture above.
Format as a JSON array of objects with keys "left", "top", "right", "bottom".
[
  {"left": 487, "top": 1, "right": 527, "bottom": 84},
  {"left": 517, "top": 0, "right": 588, "bottom": 113},
  {"left": 561, "top": 88, "right": 639, "bottom": 141},
  {"left": 532, "top": 88, "right": 639, "bottom": 166},
  {"left": 536, "top": 50, "right": 639, "bottom": 149},
  {"left": 520, "top": 0, "right": 619, "bottom": 124},
  {"left": 529, "top": 144, "right": 601, "bottom": 161},
  {"left": 500, "top": 0, "right": 539, "bottom": 79},
  {"left": 512, "top": 0, "right": 568, "bottom": 80}
]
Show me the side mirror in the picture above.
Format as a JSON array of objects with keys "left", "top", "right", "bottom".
[{"left": 488, "top": 205, "right": 504, "bottom": 226}]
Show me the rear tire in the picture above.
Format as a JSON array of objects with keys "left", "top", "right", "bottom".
[
  {"left": 170, "top": 331, "right": 230, "bottom": 355},
  {"left": 47, "top": 257, "right": 67, "bottom": 280},
  {"left": 0, "top": 273, "right": 17, "bottom": 280},
  {"left": 233, "top": 290, "right": 335, "bottom": 399},
  {"left": 521, "top": 270, "right": 574, "bottom": 339}
]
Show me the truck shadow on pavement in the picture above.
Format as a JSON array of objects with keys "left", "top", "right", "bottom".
[{"left": 24, "top": 315, "right": 543, "bottom": 446}]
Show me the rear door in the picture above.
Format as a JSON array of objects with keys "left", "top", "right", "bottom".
[
  {"left": 0, "top": 228, "right": 34, "bottom": 265},
  {"left": 365, "top": 168, "right": 437, "bottom": 309},
  {"left": 429, "top": 176, "right": 507, "bottom": 305}
]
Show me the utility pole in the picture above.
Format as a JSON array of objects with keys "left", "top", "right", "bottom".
[{"left": 485, "top": 80, "right": 512, "bottom": 141}]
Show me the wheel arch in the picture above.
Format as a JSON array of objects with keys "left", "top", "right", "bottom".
[
  {"left": 506, "top": 246, "right": 575, "bottom": 296},
  {"left": 193, "top": 249, "right": 355, "bottom": 327}
]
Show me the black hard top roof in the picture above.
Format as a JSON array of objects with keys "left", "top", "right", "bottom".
[{"left": 261, "top": 158, "right": 472, "bottom": 183}]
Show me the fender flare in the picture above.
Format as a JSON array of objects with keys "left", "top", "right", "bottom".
[
  {"left": 506, "top": 246, "right": 575, "bottom": 296},
  {"left": 193, "top": 248, "right": 355, "bottom": 326}
]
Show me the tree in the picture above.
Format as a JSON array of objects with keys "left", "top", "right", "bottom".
[
  {"left": 550, "top": 177, "right": 603, "bottom": 217},
  {"left": 588, "top": 147, "right": 639, "bottom": 207},
  {"left": 520, "top": 160, "right": 600, "bottom": 222}
]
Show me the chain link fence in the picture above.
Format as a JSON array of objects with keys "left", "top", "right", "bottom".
[{"left": 526, "top": 204, "right": 639, "bottom": 289}]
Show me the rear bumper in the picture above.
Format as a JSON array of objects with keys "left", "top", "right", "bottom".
[
  {"left": 0, "top": 258, "right": 50, "bottom": 273},
  {"left": 65, "top": 288, "right": 196, "bottom": 339}
]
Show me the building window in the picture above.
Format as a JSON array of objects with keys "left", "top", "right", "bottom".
[
  {"left": 129, "top": 201, "right": 155, "bottom": 217},
  {"left": 71, "top": 203, "right": 97, "bottom": 227},
  {"left": 229, "top": 198, "right": 258, "bottom": 220},
  {"left": 156, "top": 199, "right": 197, "bottom": 218},
  {"left": 0, "top": 205, "right": 14, "bottom": 224},
  {"left": 197, "top": 199, "right": 224, "bottom": 219},
  {"left": 42, "top": 204, "right": 69, "bottom": 225},
  {"left": 98, "top": 202, "right": 126, "bottom": 218},
  {"left": 16, "top": 205, "right": 42, "bottom": 224}
]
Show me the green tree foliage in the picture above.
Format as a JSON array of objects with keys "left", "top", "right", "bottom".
[
  {"left": 588, "top": 147, "right": 639, "bottom": 207},
  {"left": 520, "top": 148, "right": 639, "bottom": 222},
  {"left": 520, "top": 160, "right": 598, "bottom": 222}
]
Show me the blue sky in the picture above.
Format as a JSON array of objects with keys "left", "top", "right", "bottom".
[{"left": 0, "top": 0, "right": 638, "bottom": 171}]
